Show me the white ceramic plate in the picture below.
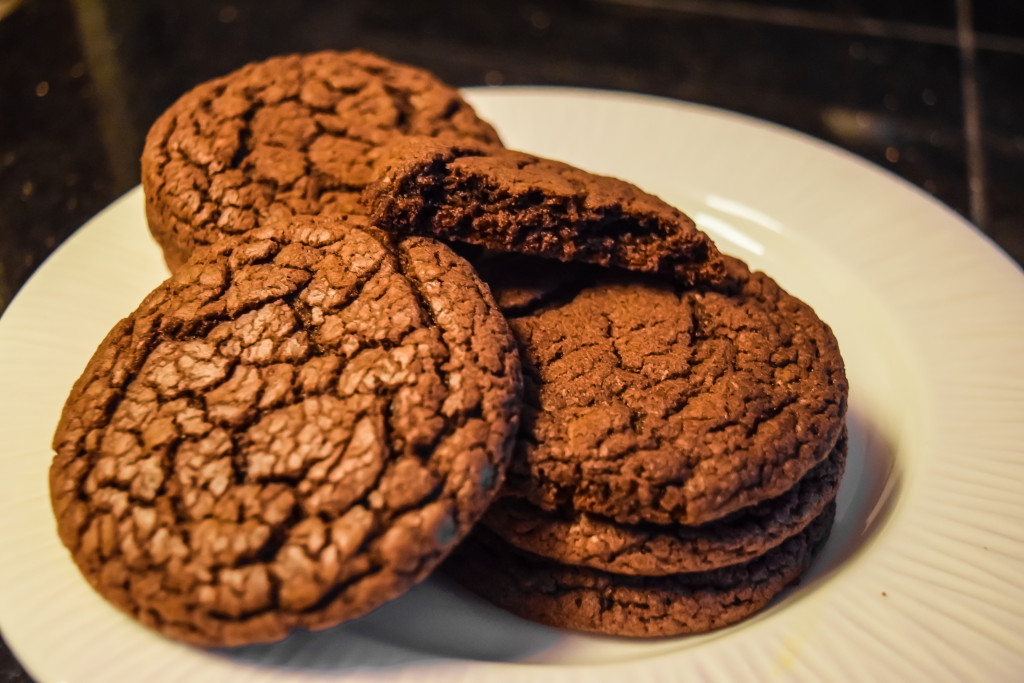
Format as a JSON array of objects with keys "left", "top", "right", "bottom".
[{"left": 1, "top": 87, "right": 1022, "bottom": 682}]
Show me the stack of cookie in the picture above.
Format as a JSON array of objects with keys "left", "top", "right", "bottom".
[
  {"left": 364, "top": 141, "right": 848, "bottom": 636},
  {"left": 49, "top": 50, "right": 847, "bottom": 646}
]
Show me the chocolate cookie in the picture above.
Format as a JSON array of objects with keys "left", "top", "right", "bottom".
[
  {"left": 484, "top": 428, "right": 846, "bottom": 575},
  {"left": 49, "top": 217, "right": 521, "bottom": 647},
  {"left": 141, "top": 50, "right": 502, "bottom": 271},
  {"left": 364, "top": 137, "right": 727, "bottom": 286},
  {"left": 445, "top": 501, "right": 836, "bottom": 638},
  {"left": 498, "top": 256, "right": 848, "bottom": 526}
]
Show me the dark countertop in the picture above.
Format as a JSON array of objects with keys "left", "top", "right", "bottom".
[{"left": 1, "top": 0, "right": 1021, "bottom": 680}]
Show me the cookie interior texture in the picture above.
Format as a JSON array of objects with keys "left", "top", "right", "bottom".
[
  {"left": 487, "top": 255, "right": 848, "bottom": 527},
  {"left": 364, "top": 137, "right": 727, "bottom": 287},
  {"left": 484, "top": 427, "right": 847, "bottom": 575},
  {"left": 141, "top": 50, "right": 503, "bottom": 271},
  {"left": 49, "top": 217, "right": 521, "bottom": 647},
  {"left": 445, "top": 501, "right": 836, "bottom": 638}
]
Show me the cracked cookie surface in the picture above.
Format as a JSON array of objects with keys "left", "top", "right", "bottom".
[
  {"left": 141, "top": 50, "right": 502, "bottom": 271},
  {"left": 49, "top": 217, "right": 521, "bottom": 647},
  {"left": 495, "top": 256, "right": 848, "bottom": 526},
  {"left": 364, "top": 137, "right": 727, "bottom": 286},
  {"left": 484, "top": 428, "right": 846, "bottom": 574},
  {"left": 445, "top": 501, "right": 835, "bottom": 637}
]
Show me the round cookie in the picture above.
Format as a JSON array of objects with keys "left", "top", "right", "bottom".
[
  {"left": 49, "top": 217, "right": 521, "bottom": 647},
  {"left": 141, "top": 50, "right": 502, "bottom": 271},
  {"left": 499, "top": 256, "right": 848, "bottom": 526},
  {"left": 445, "top": 502, "right": 836, "bottom": 638},
  {"left": 484, "top": 427, "right": 847, "bottom": 575}
]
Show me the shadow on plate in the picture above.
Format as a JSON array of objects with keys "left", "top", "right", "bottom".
[
  {"left": 808, "top": 404, "right": 900, "bottom": 578},
  {"left": 215, "top": 578, "right": 563, "bottom": 672}
]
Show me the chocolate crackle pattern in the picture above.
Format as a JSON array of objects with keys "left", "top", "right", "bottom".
[
  {"left": 364, "top": 138, "right": 727, "bottom": 286},
  {"left": 141, "top": 50, "right": 502, "bottom": 271},
  {"left": 446, "top": 501, "right": 836, "bottom": 638},
  {"left": 50, "top": 217, "right": 521, "bottom": 646},
  {"left": 484, "top": 428, "right": 847, "bottom": 575},
  {"left": 497, "top": 257, "right": 848, "bottom": 527}
]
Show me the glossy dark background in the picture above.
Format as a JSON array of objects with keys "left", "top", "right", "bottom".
[{"left": 1, "top": 0, "right": 1022, "bottom": 679}]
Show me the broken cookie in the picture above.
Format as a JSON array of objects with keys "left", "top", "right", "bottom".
[{"left": 364, "top": 137, "right": 728, "bottom": 286}]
